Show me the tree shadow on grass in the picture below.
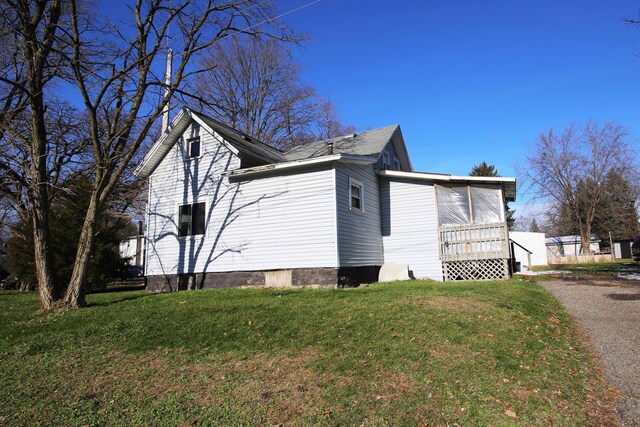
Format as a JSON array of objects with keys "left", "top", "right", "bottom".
[
  {"left": 89, "top": 284, "right": 146, "bottom": 294},
  {"left": 86, "top": 291, "right": 158, "bottom": 307}
]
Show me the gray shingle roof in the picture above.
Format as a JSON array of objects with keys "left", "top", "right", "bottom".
[{"left": 283, "top": 125, "right": 400, "bottom": 161}]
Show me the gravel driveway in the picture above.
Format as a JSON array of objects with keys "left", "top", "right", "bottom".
[{"left": 540, "top": 277, "right": 640, "bottom": 426}]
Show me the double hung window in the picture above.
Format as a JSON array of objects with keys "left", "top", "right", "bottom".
[
  {"left": 349, "top": 178, "right": 364, "bottom": 212},
  {"left": 178, "top": 202, "right": 205, "bottom": 236}
]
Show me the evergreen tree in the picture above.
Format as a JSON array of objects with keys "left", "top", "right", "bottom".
[{"left": 469, "top": 161, "right": 499, "bottom": 177}]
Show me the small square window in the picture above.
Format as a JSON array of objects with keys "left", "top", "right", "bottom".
[
  {"left": 394, "top": 159, "right": 401, "bottom": 170},
  {"left": 349, "top": 178, "right": 364, "bottom": 212},
  {"left": 178, "top": 202, "right": 205, "bottom": 236},
  {"left": 188, "top": 137, "right": 201, "bottom": 158}
]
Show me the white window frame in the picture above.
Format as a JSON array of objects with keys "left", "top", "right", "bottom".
[
  {"left": 349, "top": 177, "right": 364, "bottom": 213},
  {"left": 177, "top": 201, "right": 206, "bottom": 238},
  {"left": 185, "top": 123, "right": 202, "bottom": 160},
  {"left": 187, "top": 136, "right": 201, "bottom": 159}
]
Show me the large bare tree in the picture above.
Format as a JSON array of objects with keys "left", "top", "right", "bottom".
[
  {"left": 0, "top": 0, "right": 70, "bottom": 308},
  {"left": 0, "top": 0, "right": 295, "bottom": 309},
  {"left": 518, "top": 121, "right": 637, "bottom": 254},
  {"left": 197, "top": 36, "right": 354, "bottom": 148}
]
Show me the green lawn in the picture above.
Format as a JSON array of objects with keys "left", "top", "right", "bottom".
[{"left": 0, "top": 280, "right": 617, "bottom": 426}]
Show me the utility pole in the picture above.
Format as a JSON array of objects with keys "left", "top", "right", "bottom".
[{"left": 161, "top": 48, "right": 173, "bottom": 134}]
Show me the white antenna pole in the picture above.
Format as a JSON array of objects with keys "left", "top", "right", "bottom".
[{"left": 161, "top": 48, "right": 173, "bottom": 134}]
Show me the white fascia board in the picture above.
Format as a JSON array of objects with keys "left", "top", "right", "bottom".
[
  {"left": 378, "top": 170, "right": 451, "bottom": 180},
  {"left": 134, "top": 108, "right": 191, "bottom": 179},
  {"left": 222, "top": 154, "right": 377, "bottom": 178},
  {"left": 391, "top": 126, "right": 414, "bottom": 172},
  {"left": 379, "top": 169, "right": 515, "bottom": 184},
  {"left": 379, "top": 170, "right": 517, "bottom": 202},
  {"left": 450, "top": 175, "right": 516, "bottom": 185}
]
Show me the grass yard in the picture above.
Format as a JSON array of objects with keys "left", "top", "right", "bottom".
[{"left": 0, "top": 280, "right": 618, "bottom": 426}]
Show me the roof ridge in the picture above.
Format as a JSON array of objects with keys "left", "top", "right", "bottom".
[{"left": 282, "top": 124, "right": 400, "bottom": 154}]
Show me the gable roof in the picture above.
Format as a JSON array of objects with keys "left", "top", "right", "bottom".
[
  {"left": 135, "top": 108, "right": 414, "bottom": 179},
  {"left": 134, "top": 108, "right": 285, "bottom": 178}
]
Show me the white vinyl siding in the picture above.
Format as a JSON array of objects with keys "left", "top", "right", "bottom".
[
  {"left": 380, "top": 178, "right": 443, "bottom": 281},
  {"left": 335, "top": 163, "right": 383, "bottom": 267},
  {"left": 145, "top": 121, "right": 337, "bottom": 276}
]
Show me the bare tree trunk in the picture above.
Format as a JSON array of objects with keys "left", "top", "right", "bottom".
[
  {"left": 19, "top": 281, "right": 34, "bottom": 292},
  {"left": 30, "top": 87, "right": 57, "bottom": 310},
  {"left": 63, "top": 193, "right": 99, "bottom": 308},
  {"left": 582, "top": 224, "right": 592, "bottom": 255}
]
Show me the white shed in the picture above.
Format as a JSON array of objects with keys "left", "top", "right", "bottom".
[{"left": 510, "top": 231, "right": 547, "bottom": 270}]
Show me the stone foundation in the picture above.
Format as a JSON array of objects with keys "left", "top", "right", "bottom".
[{"left": 145, "top": 265, "right": 381, "bottom": 292}]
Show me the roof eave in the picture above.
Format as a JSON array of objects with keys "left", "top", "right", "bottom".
[
  {"left": 379, "top": 170, "right": 517, "bottom": 202},
  {"left": 134, "top": 108, "right": 192, "bottom": 179},
  {"left": 222, "top": 154, "right": 377, "bottom": 179}
]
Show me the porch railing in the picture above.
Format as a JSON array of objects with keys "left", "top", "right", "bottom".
[{"left": 439, "top": 222, "right": 510, "bottom": 262}]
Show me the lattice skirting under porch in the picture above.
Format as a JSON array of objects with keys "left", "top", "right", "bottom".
[{"left": 442, "top": 258, "right": 510, "bottom": 281}]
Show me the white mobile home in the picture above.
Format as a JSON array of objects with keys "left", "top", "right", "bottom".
[
  {"left": 135, "top": 108, "right": 516, "bottom": 291},
  {"left": 546, "top": 235, "right": 601, "bottom": 258}
]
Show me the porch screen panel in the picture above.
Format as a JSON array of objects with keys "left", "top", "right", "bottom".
[
  {"left": 470, "top": 185, "right": 502, "bottom": 224},
  {"left": 437, "top": 184, "right": 470, "bottom": 226}
]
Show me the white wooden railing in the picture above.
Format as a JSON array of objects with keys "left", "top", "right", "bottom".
[{"left": 439, "top": 223, "right": 510, "bottom": 262}]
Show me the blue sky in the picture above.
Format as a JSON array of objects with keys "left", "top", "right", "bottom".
[{"left": 278, "top": 0, "right": 640, "bottom": 212}]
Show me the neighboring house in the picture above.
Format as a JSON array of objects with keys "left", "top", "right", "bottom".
[
  {"left": 546, "top": 235, "right": 601, "bottom": 257},
  {"left": 119, "top": 235, "right": 145, "bottom": 267},
  {"left": 510, "top": 231, "right": 548, "bottom": 270},
  {"left": 135, "top": 108, "right": 516, "bottom": 291}
]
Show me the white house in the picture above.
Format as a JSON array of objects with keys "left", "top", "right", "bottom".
[
  {"left": 119, "top": 235, "right": 145, "bottom": 267},
  {"left": 135, "top": 108, "right": 516, "bottom": 291}
]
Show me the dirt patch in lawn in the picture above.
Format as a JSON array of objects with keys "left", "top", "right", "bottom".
[
  {"left": 212, "top": 349, "right": 337, "bottom": 423},
  {"left": 52, "top": 347, "right": 339, "bottom": 423},
  {"left": 403, "top": 295, "right": 494, "bottom": 312}
]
